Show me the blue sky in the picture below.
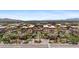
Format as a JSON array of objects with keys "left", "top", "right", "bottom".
[{"left": 0, "top": 10, "right": 79, "bottom": 21}]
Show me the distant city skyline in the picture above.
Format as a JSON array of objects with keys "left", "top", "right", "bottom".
[{"left": 0, "top": 10, "right": 79, "bottom": 21}]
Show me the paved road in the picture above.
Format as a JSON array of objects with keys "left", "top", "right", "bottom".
[
  {"left": 0, "top": 44, "right": 79, "bottom": 48},
  {"left": 0, "top": 39, "right": 49, "bottom": 48},
  {"left": 49, "top": 44, "right": 79, "bottom": 48},
  {"left": 0, "top": 44, "right": 48, "bottom": 48},
  {"left": 0, "top": 40, "right": 79, "bottom": 48}
]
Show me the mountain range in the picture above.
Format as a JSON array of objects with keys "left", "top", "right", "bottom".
[{"left": 0, "top": 18, "right": 79, "bottom": 22}]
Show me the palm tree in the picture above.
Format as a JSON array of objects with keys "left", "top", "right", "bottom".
[
  {"left": 41, "top": 31, "right": 48, "bottom": 39},
  {"left": 2, "top": 33, "right": 10, "bottom": 44},
  {"left": 15, "top": 24, "right": 22, "bottom": 44},
  {"left": 6, "top": 25, "right": 20, "bottom": 44},
  {"left": 34, "top": 31, "right": 42, "bottom": 43},
  {"left": 55, "top": 24, "right": 61, "bottom": 43},
  {"left": 34, "top": 24, "right": 43, "bottom": 43},
  {"left": 9, "top": 32, "right": 18, "bottom": 44}
]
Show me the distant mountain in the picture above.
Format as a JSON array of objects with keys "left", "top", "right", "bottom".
[
  {"left": 65, "top": 18, "right": 79, "bottom": 21},
  {"left": 23, "top": 18, "right": 79, "bottom": 24},
  {"left": 24, "top": 18, "right": 79, "bottom": 22},
  {"left": 0, "top": 18, "right": 22, "bottom": 23},
  {"left": 0, "top": 18, "right": 79, "bottom": 23}
]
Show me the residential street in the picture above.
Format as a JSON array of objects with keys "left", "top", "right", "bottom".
[{"left": 0, "top": 40, "right": 79, "bottom": 48}]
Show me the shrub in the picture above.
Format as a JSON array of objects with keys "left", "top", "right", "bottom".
[
  {"left": 0, "top": 33, "right": 4, "bottom": 43},
  {"left": 2, "top": 37, "right": 10, "bottom": 44},
  {"left": 68, "top": 34, "right": 79, "bottom": 45}
]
